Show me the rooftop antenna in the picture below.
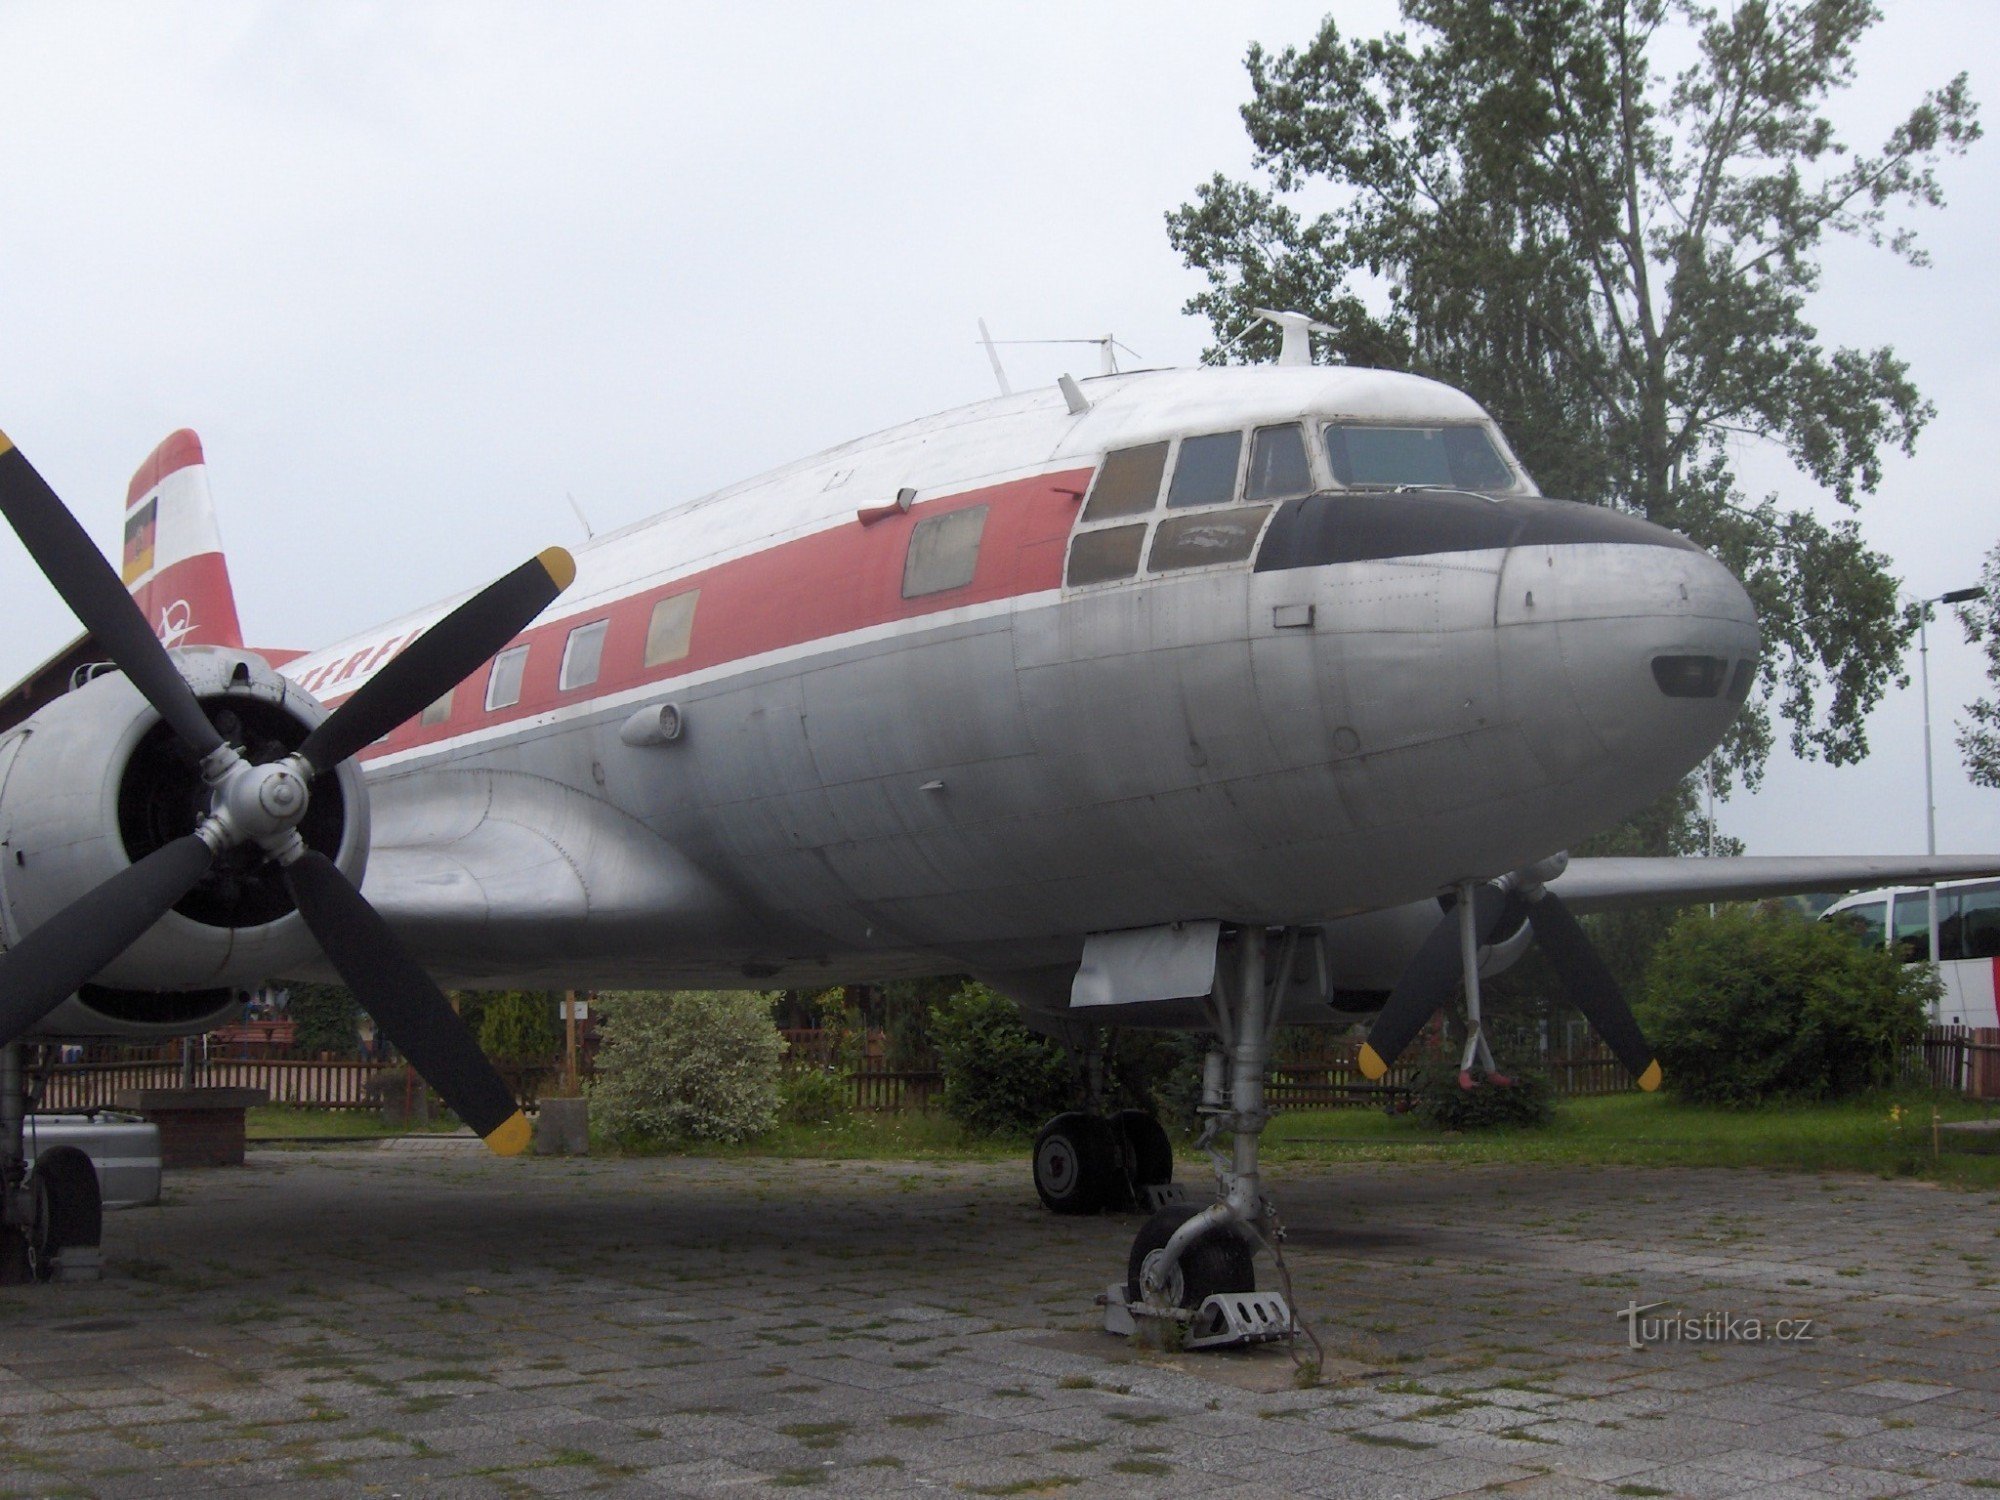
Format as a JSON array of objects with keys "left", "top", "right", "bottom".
[
  {"left": 565, "top": 491, "right": 595, "bottom": 541},
  {"left": 1250, "top": 308, "right": 1342, "bottom": 366},
  {"left": 983, "top": 334, "right": 1143, "bottom": 376},
  {"left": 976, "top": 318, "right": 1013, "bottom": 397}
]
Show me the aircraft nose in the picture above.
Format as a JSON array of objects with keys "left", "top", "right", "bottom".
[{"left": 1497, "top": 525, "right": 1759, "bottom": 800}]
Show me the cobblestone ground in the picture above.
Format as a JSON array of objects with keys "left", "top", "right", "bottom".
[{"left": 0, "top": 1143, "right": 1995, "bottom": 1498}]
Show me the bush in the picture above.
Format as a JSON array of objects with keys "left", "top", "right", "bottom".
[
  {"left": 929, "top": 983, "right": 1073, "bottom": 1136},
  {"left": 780, "top": 1067, "right": 852, "bottom": 1128},
  {"left": 1639, "top": 907, "right": 1936, "bottom": 1106},
  {"left": 1410, "top": 1066, "right": 1555, "bottom": 1130},
  {"left": 475, "top": 990, "right": 561, "bottom": 1063},
  {"left": 285, "top": 982, "right": 362, "bottom": 1055},
  {"left": 589, "top": 990, "right": 784, "bottom": 1143}
]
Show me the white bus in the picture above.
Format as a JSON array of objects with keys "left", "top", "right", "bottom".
[{"left": 1820, "top": 878, "right": 2000, "bottom": 1028}]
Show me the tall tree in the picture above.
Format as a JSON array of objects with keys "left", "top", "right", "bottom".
[
  {"left": 1956, "top": 544, "right": 2000, "bottom": 788},
  {"left": 1169, "top": 0, "right": 1978, "bottom": 839}
]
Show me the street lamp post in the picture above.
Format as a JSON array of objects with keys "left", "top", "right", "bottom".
[{"left": 1919, "top": 585, "right": 1987, "bottom": 969}]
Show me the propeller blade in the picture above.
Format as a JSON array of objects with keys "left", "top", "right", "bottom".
[
  {"left": 1359, "top": 883, "right": 1507, "bottom": 1079},
  {"left": 0, "top": 432, "right": 225, "bottom": 760},
  {"left": 296, "top": 548, "right": 575, "bottom": 772},
  {"left": 0, "top": 834, "right": 217, "bottom": 1045},
  {"left": 1528, "top": 891, "right": 1662, "bottom": 1091},
  {"left": 280, "top": 850, "right": 529, "bottom": 1154}
]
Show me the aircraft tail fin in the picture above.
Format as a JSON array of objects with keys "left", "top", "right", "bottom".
[{"left": 122, "top": 429, "right": 244, "bottom": 650}]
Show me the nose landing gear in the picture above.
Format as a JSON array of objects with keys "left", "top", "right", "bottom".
[{"left": 1101, "top": 926, "right": 1306, "bottom": 1351}]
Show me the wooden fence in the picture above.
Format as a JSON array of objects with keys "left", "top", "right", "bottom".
[
  {"left": 33, "top": 1027, "right": 1997, "bottom": 1117},
  {"left": 1904, "top": 1026, "right": 2000, "bottom": 1100}
]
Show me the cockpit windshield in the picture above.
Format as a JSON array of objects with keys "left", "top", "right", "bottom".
[{"left": 1323, "top": 423, "right": 1515, "bottom": 492}]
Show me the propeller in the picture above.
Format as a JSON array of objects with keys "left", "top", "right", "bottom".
[
  {"left": 1356, "top": 864, "right": 1662, "bottom": 1092},
  {"left": 0, "top": 427, "right": 571, "bottom": 1154}
]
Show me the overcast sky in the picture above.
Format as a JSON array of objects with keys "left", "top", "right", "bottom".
[{"left": 0, "top": 2, "right": 1992, "bottom": 861}]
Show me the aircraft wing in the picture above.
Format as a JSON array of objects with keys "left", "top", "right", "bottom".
[
  {"left": 1548, "top": 854, "right": 2000, "bottom": 914},
  {"left": 349, "top": 766, "right": 748, "bottom": 988}
]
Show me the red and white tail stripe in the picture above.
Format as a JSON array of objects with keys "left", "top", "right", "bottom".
[{"left": 122, "top": 429, "right": 243, "bottom": 650}]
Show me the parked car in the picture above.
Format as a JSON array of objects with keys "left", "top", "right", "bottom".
[{"left": 24, "top": 1111, "right": 162, "bottom": 1208}]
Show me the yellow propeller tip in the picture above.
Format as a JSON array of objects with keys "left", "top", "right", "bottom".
[
  {"left": 536, "top": 546, "right": 577, "bottom": 592},
  {"left": 1636, "top": 1060, "right": 1663, "bottom": 1093},
  {"left": 0, "top": 430, "right": 13, "bottom": 457},
  {"left": 483, "top": 1110, "right": 532, "bottom": 1156},
  {"left": 1357, "top": 1043, "right": 1388, "bottom": 1081}
]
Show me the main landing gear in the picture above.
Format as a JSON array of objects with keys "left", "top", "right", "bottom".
[
  {"left": 1032, "top": 1108, "right": 1176, "bottom": 1215},
  {"left": 0, "top": 1043, "right": 103, "bottom": 1285},
  {"left": 1101, "top": 927, "right": 1305, "bottom": 1351}
]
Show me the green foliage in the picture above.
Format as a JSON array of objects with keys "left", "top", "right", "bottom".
[
  {"left": 589, "top": 990, "right": 784, "bottom": 1143},
  {"left": 780, "top": 1067, "right": 852, "bottom": 1128},
  {"left": 1169, "top": 2, "right": 1980, "bottom": 787},
  {"left": 1411, "top": 1067, "right": 1555, "bottom": 1131},
  {"left": 1639, "top": 907, "right": 1935, "bottom": 1106},
  {"left": 928, "top": 983, "right": 1073, "bottom": 1136},
  {"left": 474, "top": 990, "right": 562, "bottom": 1063},
  {"left": 284, "top": 982, "right": 362, "bottom": 1056},
  {"left": 1954, "top": 542, "right": 2000, "bottom": 787}
]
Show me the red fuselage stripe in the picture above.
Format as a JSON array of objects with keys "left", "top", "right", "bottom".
[{"left": 345, "top": 468, "right": 1091, "bottom": 757}]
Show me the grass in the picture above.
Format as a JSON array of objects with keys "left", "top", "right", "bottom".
[
  {"left": 1257, "top": 1087, "right": 2000, "bottom": 1188},
  {"left": 246, "top": 1088, "right": 2000, "bottom": 1186},
  {"left": 246, "top": 1106, "right": 465, "bottom": 1141}
]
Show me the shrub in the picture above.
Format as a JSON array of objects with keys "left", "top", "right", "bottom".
[
  {"left": 475, "top": 990, "right": 562, "bottom": 1063},
  {"left": 285, "top": 982, "right": 362, "bottom": 1055},
  {"left": 929, "top": 983, "right": 1073, "bottom": 1136},
  {"left": 1639, "top": 907, "right": 1936, "bottom": 1106},
  {"left": 1410, "top": 1066, "right": 1555, "bottom": 1130},
  {"left": 589, "top": 990, "right": 784, "bottom": 1143},
  {"left": 780, "top": 1067, "right": 852, "bottom": 1128}
]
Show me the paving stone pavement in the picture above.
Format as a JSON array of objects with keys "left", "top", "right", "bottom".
[{"left": 0, "top": 1146, "right": 1994, "bottom": 1498}]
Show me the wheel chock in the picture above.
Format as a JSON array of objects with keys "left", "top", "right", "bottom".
[
  {"left": 1184, "top": 1291, "right": 1294, "bottom": 1350},
  {"left": 1138, "top": 1182, "right": 1187, "bottom": 1213}
]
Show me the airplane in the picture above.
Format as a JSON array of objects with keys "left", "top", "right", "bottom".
[{"left": 1, "top": 325, "right": 1995, "bottom": 1326}]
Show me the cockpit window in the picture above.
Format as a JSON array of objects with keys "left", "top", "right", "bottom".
[
  {"left": 1245, "top": 424, "right": 1312, "bottom": 501},
  {"left": 1082, "top": 441, "right": 1168, "bottom": 521},
  {"left": 1149, "top": 506, "right": 1272, "bottom": 573},
  {"left": 1324, "top": 423, "right": 1514, "bottom": 492},
  {"left": 1166, "top": 431, "right": 1242, "bottom": 509},
  {"left": 1066, "top": 523, "right": 1147, "bottom": 586}
]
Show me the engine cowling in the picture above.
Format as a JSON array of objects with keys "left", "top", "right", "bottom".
[{"left": 0, "top": 645, "right": 368, "bottom": 999}]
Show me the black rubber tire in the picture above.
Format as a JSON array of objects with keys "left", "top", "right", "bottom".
[
  {"left": 1125, "top": 1202, "right": 1256, "bottom": 1308},
  {"left": 28, "top": 1147, "right": 102, "bottom": 1282},
  {"left": 1033, "top": 1112, "right": 1118, "bottom": 1215},
  {"left": 1110, "top": 1109, "right": 1173, "bottom": 1188}
]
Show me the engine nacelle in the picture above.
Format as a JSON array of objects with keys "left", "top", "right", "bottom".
[{"left": 0, "top": 646, "right": 368, "bottom": 996}]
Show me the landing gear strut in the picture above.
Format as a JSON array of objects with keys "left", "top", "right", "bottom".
[
  {"left": 1105, "top": 926, "right": 1301, "bottom": 1350},
  {"left": 0, "top": 1043, "right": 102, "bottom": 1284}
]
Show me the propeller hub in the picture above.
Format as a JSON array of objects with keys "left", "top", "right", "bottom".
[{"left": 213, "top": 757, "right": 313, "bottom": 847}]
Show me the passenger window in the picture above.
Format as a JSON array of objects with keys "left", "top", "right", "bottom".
[
  {"left": 559, "top": 619, "right": 609, "bottom": 691},
  {"left": 1066, "top": 524, "right": 1147, "bottom": 587},
  {"left": 1830, "top": 900, "right": 1887, "bottom": 950},
  {"left": 419, "top": 689, "right": 453, "bottom": 727},
  {"left": 1149, "top": 506, "right": 1272, "bottom": 573},
  {"left": 1891, "top": 893, "right": 1932, "bottom": 964},
  {"left": 1245, "top": 424, "right": 1312, "bottom": 501},
  {"left": 644, "top": 591, "right": 699, "bottom": 668},
  {"left": 1082, "top": 442, "right": 1168, "bottom": 520},
  {"left": 902, "top": 504, "right": 988, "bottom": 598},
  {"left": 1167, "top": 431, "right": 1242, "bottom": 509},
  {"left": 484, "top": 645, "right": 528, "bottom": 711},
  {"left": 1956, "top": 884, "right": 2000, "bottom": 960}
]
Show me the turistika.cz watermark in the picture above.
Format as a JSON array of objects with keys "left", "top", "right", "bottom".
[{"left": 1616, "top": 1301, "right": 1816, "bottom": 1350}]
